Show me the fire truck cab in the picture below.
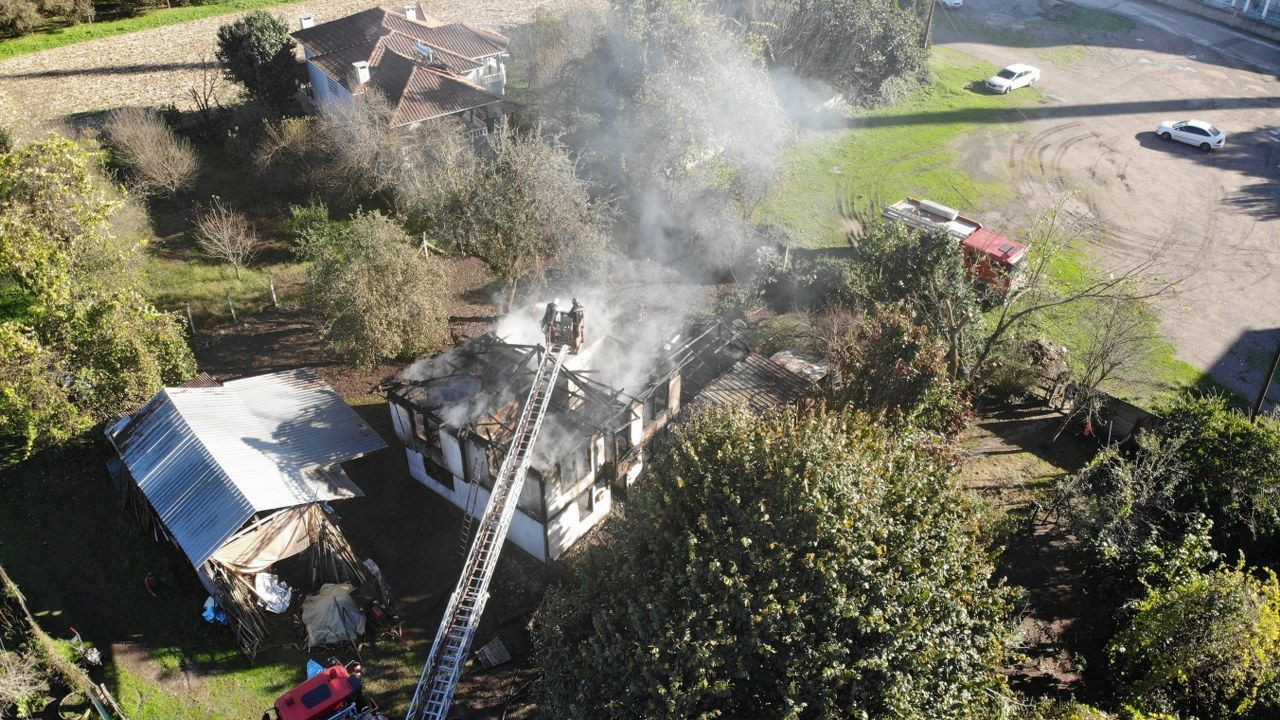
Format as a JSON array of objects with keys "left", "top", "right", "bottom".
[
  {"left": 269, "top": 665, "right": 385, "bottom": 720},
  {"left": 881, "top": 198, "right": 1028, "bottom": 294}
]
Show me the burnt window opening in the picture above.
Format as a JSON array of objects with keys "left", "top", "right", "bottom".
[
  {"left": 614, "top": 424, "right": 633, "bottom": 461},
  {"left": 421, "top": 453, "right": 453, "bottom": 492},
  {"left": 413, "top": 410, "right": 443, "bottom": 457},
  {"left": 645, "top": 379, "right": 671, "bottom": 425}
]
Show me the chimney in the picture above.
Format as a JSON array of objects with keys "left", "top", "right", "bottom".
[
  {"left": 402, "top": 4, "right": 417, "bottom": 20},
  {"left": 298, "top": 13, "right": 315, "bottom": 29},
  {"left": 351, "top": 61, "right": 371, "bottom": 85}
]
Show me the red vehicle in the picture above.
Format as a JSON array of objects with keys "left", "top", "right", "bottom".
[
  {"left": 267, "top": 664, "right": 386, "bottom": 720},
  {"left": 882, "top": 198, "right": 1028, "bottom": 293}
]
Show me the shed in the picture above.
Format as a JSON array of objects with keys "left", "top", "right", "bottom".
[{"left": 105, "top": 368, "right": 388, "bottom": 656}]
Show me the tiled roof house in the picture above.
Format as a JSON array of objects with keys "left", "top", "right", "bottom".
[{"left": 291, "top": 4, "right": 512, "bottom": 130}]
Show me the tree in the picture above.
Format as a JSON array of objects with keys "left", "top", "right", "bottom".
[
  {"left": 710, "top": 0, "right": 929, "bottom": 102},
  {"left": 0, "top": 0, "right": 38, "bottom": 39},
  {"left": 103, "top": 107, "right": 199, "bottom": 196},
  {"left": 1109, "top": 564, "right": 1280, "bottom": 720},
  {"left": 1158, "top": 394, "right": 1280, "bottom": 553},
  {"left": 1052, "top": 432, "right": 1219, "bottom": 601},
  {"left": 194, "top": 198, "right": 261, "bottom": 278},
  {"left": 0, "top": 137, "right": 194, "bottom": 462},
  {"left": 418, "top": 129, "right": 610, "bottom": 310},
  {"left": 812, "top": 304, "right": 970, "bottom": 435},
  {"left": 527, "top": 0, "right": 788, "bottom": 272},
  {"left": 535, "top": 407, "right": 1014, "bottom": 719},
  {"left": 300, "top": 210, "right": 449, "bottom": 367},
  {"left": 215, "top": 11, "right": 298, "bottom": 106}
]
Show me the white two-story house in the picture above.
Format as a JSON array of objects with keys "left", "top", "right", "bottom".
[{"left": 291, "top": 4, "right": 511, "bottom": 133}]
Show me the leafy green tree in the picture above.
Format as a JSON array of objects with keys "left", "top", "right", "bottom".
[
  {"left": 216, "top": 11, "right": 298, "bottom": 105},
  {"left": 300, "top": 210, "right": 449, "bottom": 367},
  {"left": 814, "top": 304, "right": 970, "bottom": 435},
  {"left": 1157, "top": 394, "right": 1280, "bottom": 552},
  {"left": 413, "top": 129, "right": 609, "bottom": 310},
  {"left": 851, "top": 220, "right": 982, "bottom": 378},
  {"left": 0, "top": 137, "right": 193, "bottom": 463},
  {"left": 535, "top": 407, "right": 1013, "bottom": 719},
  {"left": 1110, "top": 563, "right": 1280, "bottom": 720},
  {"left": 1054, "top": 431, "right": 1220, "bottom": 601}
]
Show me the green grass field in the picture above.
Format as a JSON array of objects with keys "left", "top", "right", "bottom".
[
  {"left": 0, "top": 0, "right": 296, "bottom": 60},
  {"left": 756, "top": 47, "right": 1045, "bottom": 249},
  {"left": 142, "top": 256, "right": 306, "bottom": 325}
]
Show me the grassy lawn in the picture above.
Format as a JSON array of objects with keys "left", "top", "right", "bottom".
[
  {"left": 142, "top": 256, "right": 306, "bottom": 326},
  {"left": 757, "top": 47, "right": 1046, "bottom": 249},
  {"left": 0, "top": 0, "right": 299, "bottom": 60}
]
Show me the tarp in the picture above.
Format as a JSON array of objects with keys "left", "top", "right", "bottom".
[
  {"left": 301, "top": 584, "right": 365, "bottom": 648},
  {"left": 210, "top": 506, "right": 316, "bottom": 574}
]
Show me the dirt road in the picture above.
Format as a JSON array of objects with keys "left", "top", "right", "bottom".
[
  {"left": 0, "top": 0, "right": 569, "bottom": 131},
  {"left": 936, "top": 0, "right": 1280, "bottom": 401}
]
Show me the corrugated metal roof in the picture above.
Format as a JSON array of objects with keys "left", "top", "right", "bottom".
[{"left": 107, "top": 368, "right": 387, "bottom": 567}]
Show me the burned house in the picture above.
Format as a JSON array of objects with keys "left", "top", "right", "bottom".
[{"left": 383, "top": 319, "right": 817, "bottom": 563}]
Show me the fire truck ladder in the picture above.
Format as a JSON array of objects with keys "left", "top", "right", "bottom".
[{"left": 406, "top": 343, "right": 570, "bottom": 720}]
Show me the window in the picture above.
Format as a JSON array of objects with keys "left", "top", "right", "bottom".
[
  {"left": 644, "top": 379, "right": 670, "bottom": 425},
  {"left": 575, "top": 486, "right": 594, "bottom": 517},
  {"left": 421, "top": 454, "right": 453, "bottom": 491},
  {"left": 614, "top": 425, "right": 633, "bottom": 460},
  {"left": 1185, "top": 126, "right": 1207, "bottom": 136},
  {"left": 326, "top": 76, "right": 339, "bottom": 97}
]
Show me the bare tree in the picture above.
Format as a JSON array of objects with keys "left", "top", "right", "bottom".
[
  {"left": 1051, "top": 295, "right": 1158, "bottom": 441},
  {"left": 0, "top": 652, "right": 48, "bottom": 716},
  {"left": 194, "top": 197, "right": 261, "bottom": 278},
  {"left": 189, "top": 56, "right": 225, "bottom": 127},
  {"left": 102, "top": 107, "right": 199, "bottom": 196},
  {"left": 968, "top": 199, "right": 1180, "bottom": 385}
]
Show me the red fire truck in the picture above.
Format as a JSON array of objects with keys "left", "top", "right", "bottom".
[{"left": 881, "top": 198, "right": 1029, "bottom": 293}]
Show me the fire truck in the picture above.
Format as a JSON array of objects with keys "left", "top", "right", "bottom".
[{"left": 882, "top": 198, "right": 1029, "bottom": 294}]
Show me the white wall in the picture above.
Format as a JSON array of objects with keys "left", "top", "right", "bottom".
[
  {"left": 306, "top": 60, "right": 352, "bottom": 109},
  {"left": 546, "top": 483, "right": 610, "bottom": 560}
]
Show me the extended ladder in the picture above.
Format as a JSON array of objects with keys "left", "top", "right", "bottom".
[{"left": 406, "top": 344, "right": 570, "bottom": 720}]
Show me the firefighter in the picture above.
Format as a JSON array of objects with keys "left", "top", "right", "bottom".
[
  {"left": 569, "top": 298, "right": 585, "bottom": 352},
  {"left": 541, "top": 299, "right": 560, "bottom": 343}
]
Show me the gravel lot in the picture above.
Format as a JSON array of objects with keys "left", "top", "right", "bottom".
[
  {"left": 936, "top": 0, "right": 1280, "bottom": 400},
  {"left": 0, "top": 0, "right": 570, "bottom": 131}
]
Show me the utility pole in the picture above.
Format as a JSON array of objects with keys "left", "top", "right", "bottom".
[
  {"left": 1251, "top": 340, "right": 1280, "bottom": 422},
  {"left": 922, "top": 0, "right": 936, "bottom": 48}
]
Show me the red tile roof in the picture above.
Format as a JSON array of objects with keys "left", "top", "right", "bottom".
[{"left": 293, "top": 5, "right": 510, "bottom": 127}]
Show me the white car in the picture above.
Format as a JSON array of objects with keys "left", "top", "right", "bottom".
[
  {"left": 1155, "top": 119, "right": 1226, "bottom": 152},
  {"left": 985, "top": 64, "right": 1040, "bottom": 94},
  {"left": 937, "top": 0, "right": 963, "bottom": 8}
]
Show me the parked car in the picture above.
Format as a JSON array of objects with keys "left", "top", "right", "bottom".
[
  {"left": 984, "top": 64, "right": 1040, "bottom": 93},
  {"left": 1155, "top": 119, "right": 1226, "bottom": 152},
  {"left": 937, "top": 0, "right": 963, "bottom": 8}
]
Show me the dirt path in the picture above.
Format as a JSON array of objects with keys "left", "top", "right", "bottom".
[
  {"left": 0, "top": 0, "right": 572, "bottom": 131},
  {"left": 936, "top": 0, "right": 1280, "bottom": 401}
]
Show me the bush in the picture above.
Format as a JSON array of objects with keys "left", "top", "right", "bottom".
[
  {"left": 215, "top": 11, "right": 298, "bottom": 105},
  {"left": 103, "top": 107, "right": 198, "bottom": 196},
  {"left": 0, "top": 0, "right": 37, "bottom": 38},
  {"left": 300, "top": 210, "right": 449, "bottom": 367},
  {"left": 1110, "top": 564, "right": 1280, "bottom": 720},
  {"left": 535, "top": 407, "right": 1013, "bottom": 719}
]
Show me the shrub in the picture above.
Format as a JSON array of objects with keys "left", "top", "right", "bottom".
[
  {"left": 193, "top": 198, "right": 261, "bottom": 278},
  {"left": 215, "top": 11, "right": 298, "bottom": 105},
  {"left": 301, "top": 210, "right": 449, "bottom": 367},
  {"left": 535, "top": 407, "right": 1014, "bottom": 719},
  {"left": 0, "top": 0, "right": 38, "bottom": 38},
  {"left": 1110, "top": 564, "right": 1280, "bottom": 720},
  {"left": 103, "top": 107, "right": 198, "bottom": 196}
]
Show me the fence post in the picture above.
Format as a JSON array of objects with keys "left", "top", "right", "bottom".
[
  {"left": 186, "top": 303, "right": 195, "bottom": 335},
  {"left": 226, "top": 291, "right": 238, "bottom": 323},
  {"left": 269, "top": 276, "right": 278, "bottom": 308}
]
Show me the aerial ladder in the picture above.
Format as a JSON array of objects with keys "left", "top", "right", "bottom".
[{"left": 404, "top": 342, "right": 571, "bottom": 720}]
